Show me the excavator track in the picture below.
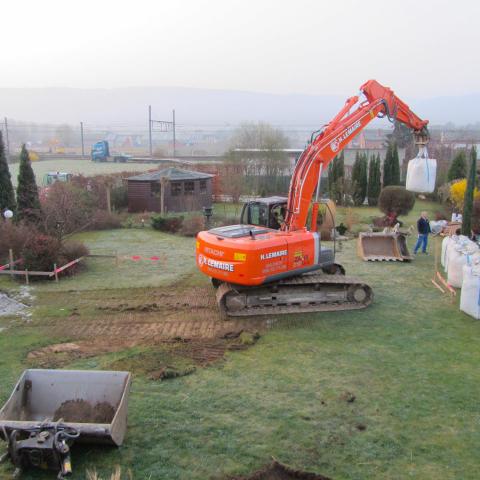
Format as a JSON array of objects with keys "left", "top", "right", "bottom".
[{"left": 216, "top": 272, "right": 373, "bottom": 318}]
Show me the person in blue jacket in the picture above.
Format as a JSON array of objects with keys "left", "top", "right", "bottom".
[{"left": 414, "top": 211, "right": 431, "bottom": 254}]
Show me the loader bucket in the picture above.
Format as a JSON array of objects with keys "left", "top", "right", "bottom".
[
  {"left": 357, "top": 232, "right": 412, "bottom": 262},
  {"left": 0, "top": 369, "right": 132, "bottom": 446}
]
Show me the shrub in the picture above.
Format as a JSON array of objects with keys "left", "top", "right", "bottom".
[
  {"left": 378, "top": 186, "right": 415, "bottom": 218},
  {"left": 90, "top": 211, "right": 122, "bottom": 230},
  {"left": 180, "top": 216, "right": 205, "bottom": 236},
  {"left": 57, "top": 241, "right": 90, "bottom": 275},
  {"left": 59, "top": 241, "right": 89, "bottom": 262},
  {"left": 21, "top": 234, "right": 61, "bottom": 272},
  {"left": 0, "top": 222, "right": 34, "bottom": 261},
  {"left": 151, "top": 214, "right": 184, "bottom": 233},
  {"left": 42, "top": 182, "right": 96, "bottom": 236},
  {"left": 449, "top": 178, "right": 480, "bottom": 210}
]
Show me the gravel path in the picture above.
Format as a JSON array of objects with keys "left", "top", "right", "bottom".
[{"left": 0, "top": 292, "right": 25, "bottom": 316}]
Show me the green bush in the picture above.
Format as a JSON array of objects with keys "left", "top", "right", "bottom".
[
  {"left": 378, "top": 186, "right": 415, "bottom": 217},
  {"left": 151, "top": 214, "right": 184, "bottom": 233},
  {"left": 180, "top": 215, "right": 205, "bottom": 237}
]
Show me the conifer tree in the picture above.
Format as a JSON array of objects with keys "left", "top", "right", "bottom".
[
  {"left": 0, "top": 132, "right": 16, "bottom": 213},
  {"left": 328, "top": 151, "right": 345, "bottom": 205},
  {"left": 383, "top": 141, "right": 401, "bottom": 187},
  {"left": 351, "top": 152, "right": 368, "bottom": 206},
  {"left": 391, "top": 142, "right": 401, "bottom": 185},
  {"left": 448, "top": 150, "right": 468, "bottom": 182},
  {"left": 383, "top": 142, "right": 392, "bottom": 187},
  {"left": 462, "top": 146, "right": 477, "bottom": 236},
  {"left": 16, "top": 144, "right": 42, "bottom": 223},
  {"left": 367, "top": 153, "right": 381, "bottom": 206}
]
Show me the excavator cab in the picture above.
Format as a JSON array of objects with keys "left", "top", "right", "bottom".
[{"left": 240, "top": 196, "right": 287, "bottom": 230}]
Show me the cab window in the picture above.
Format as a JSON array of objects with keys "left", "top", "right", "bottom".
[{"left": 249, "top": 203, "right": 268, "bottom": 227}]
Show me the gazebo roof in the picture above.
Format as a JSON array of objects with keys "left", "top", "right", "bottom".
[{"left": 127, "top": 167, "right": 214, "bottom": 182}]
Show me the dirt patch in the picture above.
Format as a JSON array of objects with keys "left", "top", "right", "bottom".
[
  {"left": 53, "top": 399, "right": 115, "bottom": 423},
  {"left": 229, "top": 461, "right": 332, "bottom": 480},
  {"left": 27, "top": 331, "right": 260, "bottom": 377},
  {"left": 339, "top": 391, "right": 356, "bottom": 403},
  {"left": 107, "top": 332, "right": 260, "bottom": 380},
  {"left": 27, "top": 340, "right": 139, "bottom": 368}
]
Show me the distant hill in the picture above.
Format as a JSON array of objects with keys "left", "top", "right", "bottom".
[{"left": 0, "top": 86, "right": 478, "bottom": 126}]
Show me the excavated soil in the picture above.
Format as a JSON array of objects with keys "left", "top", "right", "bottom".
[
  {"left": 28, "top": 285, "right": 267, "bottom": 375},
  {"left": 229, "top": 461, "right": 332, "bottom": 480},
  {"left": 53, "top": 399, "right": 115, "bottom": 423}
]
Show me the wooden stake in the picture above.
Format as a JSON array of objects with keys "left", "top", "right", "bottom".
[
  {"left": 54, "top": 264, "right": 59, "bottom": 282},
  {"left": 106, "top": 187, "right": 111, "bottom": 213},
  {"left": 9, "top": 249, "right": 13, "bottom": 278},
  {"left": 25, "top": 269, "right": 29, "bottom": 285}
]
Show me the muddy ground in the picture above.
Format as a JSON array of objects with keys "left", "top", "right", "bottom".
[
  {"left": 228, "top": 461, "right": 332, "bottom": 480},
  {"left": 27, "top": 285, "right": 267, "bottom": 378}
]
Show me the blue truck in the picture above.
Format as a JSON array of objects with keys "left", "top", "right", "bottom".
[{"left": 91, "top": 141, "right": 131, "bottom": 163}]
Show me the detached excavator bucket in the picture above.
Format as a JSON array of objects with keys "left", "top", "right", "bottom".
[{"left": 357, "top": 232, "right": 412, "bottom": 262}]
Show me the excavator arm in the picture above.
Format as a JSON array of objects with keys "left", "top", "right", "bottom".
[{"left": 283, "top": 79, "right": 429, "bottom": 231}]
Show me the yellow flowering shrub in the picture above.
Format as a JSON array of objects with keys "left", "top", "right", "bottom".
[{"left": 449, "top": 179, "right": 480, "bottom": 209}]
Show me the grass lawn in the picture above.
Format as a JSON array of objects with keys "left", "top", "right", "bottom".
[
  {"left": 0, "top": 204, "right": 479, "bottom": 479},
  {"left": 8, "top": 159, "right": 161, "bottom": 186}
]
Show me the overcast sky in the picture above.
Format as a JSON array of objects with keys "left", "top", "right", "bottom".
[{"left": 1, "top": 0, "right": 478, "bottom": 98}]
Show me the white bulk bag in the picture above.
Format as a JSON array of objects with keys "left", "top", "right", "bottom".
[
  {"left": 429, "top": 220, "right": 447, "bottom": 235},
  {"left": 447, "top": 247, "right": 468, "bottom": 288},
  {"left": 405, "top": 146, "right": 437, "bottom": 193},
  {"left": 441, "top": 236, "right": 451, "bottom": 268},
  {"left": 460, "top": 266, "right": 480, "bottom": 319}
]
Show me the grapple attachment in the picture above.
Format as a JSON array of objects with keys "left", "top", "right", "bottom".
[{"left": 357, "top": 232, "right": 412, "bottom": 262}]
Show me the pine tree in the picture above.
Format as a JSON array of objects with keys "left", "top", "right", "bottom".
[
  {"left": 0, "top": 132, "right": 16, "bottom": 213},
  {"left": 328, "top": 151, "right": 345, "bottom": 205},
  {"left": 16, "top": 144, "right": 42, "bottom": 223},
  {"left": 383, "top": 141, "right": 401, "bottom": 187},
  {"left": 351, "top": 152, "right": 368, "bottom": 206},
  {"left": 367, "top": 154, "right": 381, "bottom": 206},
  {"left": 351, "top": 152, "right": 362, "bottom": 206},
  {"left": 383, "top": 142, "right": 392, "bottom": 187},
  {"left": 462, "top": 146, "right": 477, "bottom": 236},
  {"left": 448, "top": 150, "right": 468, "bottom": 181},
  {"left": 391, "top": 142, "right": 401, "bottom": 185}
]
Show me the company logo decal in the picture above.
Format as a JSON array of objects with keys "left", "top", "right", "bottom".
[
  {"left": 205, "top": 247, "right": 225, "bottom": 257},
  {"left": 198, "top": 254, "right": 234, "bottom": 272},
  {"left": 260, "top": 249, "right": 288, "bottom": 261},
  {"left": 330, "top": 120, "right": 362, "bottom": 152}
]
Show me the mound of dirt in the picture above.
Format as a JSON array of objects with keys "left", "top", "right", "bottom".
[
  {"left": 53, "top": 399, "right": 115, "bottom": 423},
  {"left": 229, "top": 461, "right": 332, "bottom": 480}
]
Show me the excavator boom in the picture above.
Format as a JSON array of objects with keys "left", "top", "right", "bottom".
[{"left": 284, "top": 80, "right": 428, "bottom": 231}]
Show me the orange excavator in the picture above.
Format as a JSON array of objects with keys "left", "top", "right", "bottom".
[{"left": 196, "top": 80, "right": 429, "bottom": 317}]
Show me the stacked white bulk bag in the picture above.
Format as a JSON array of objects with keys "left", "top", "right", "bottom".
[
  {"left": 447, "top": 241, "right": 479, "bottom": 288},
  {"left": 448, "top": 246, "right": 468, "bottom": 288},
  {"left": 460, "top": 264, "right": 480, "bottom": 319},
  {"left": 444, "top": 235, "right": 473, "bottom": 273},
  {"left": 405, "top": 146, "right": 437, "bottom": 193},
  {"left": 441, "top": 236, "right": 451, "bottom": 268}
]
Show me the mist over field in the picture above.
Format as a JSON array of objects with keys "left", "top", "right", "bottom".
[{"left": 1, "top": 87, "right": 479, "bottom": 126}]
